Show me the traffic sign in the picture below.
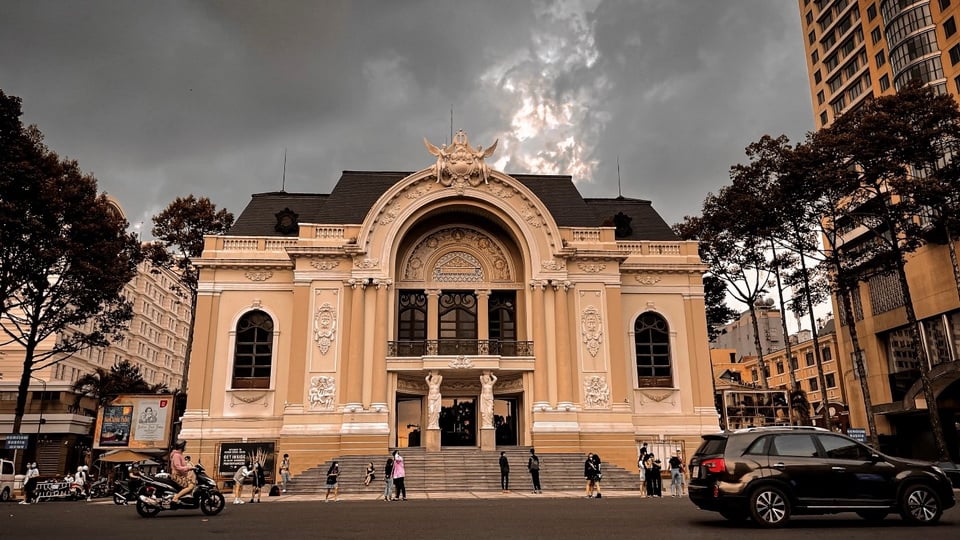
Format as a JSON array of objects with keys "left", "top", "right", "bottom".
[{"left": 4, "top": 434, "right": 29, "bottom": 450}]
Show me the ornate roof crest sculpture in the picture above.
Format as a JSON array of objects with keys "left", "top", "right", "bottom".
[{"left": 424, "top": 130, "right": 498, "bottom": 188}]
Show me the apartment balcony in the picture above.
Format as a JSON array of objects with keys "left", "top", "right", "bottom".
[{"left": 386, "top": 340, "right": 535, "bottom": 372}]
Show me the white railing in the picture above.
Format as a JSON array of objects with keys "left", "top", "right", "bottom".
[
  {"left": 571, "top": 229, "right": 601, "bottom": 243},
  {"left": 617, "top": 241, "right": 683, "bottom": 255},
  {"left": 265, "top": 239, "right": 298, "bottom": 251},
  {"left": 222, "top": 238, "right": 259, "bottom": 251},
  {"left": 314, "top": 226, "right": 345, "bottom": 240}
]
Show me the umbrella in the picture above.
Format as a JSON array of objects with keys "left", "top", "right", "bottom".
[{"left": 98, "top": 449, "right": 158, "bottom": 463}]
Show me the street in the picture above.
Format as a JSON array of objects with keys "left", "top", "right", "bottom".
[{"left": 3, "top": 493, "right": 960, "bottom": 540}]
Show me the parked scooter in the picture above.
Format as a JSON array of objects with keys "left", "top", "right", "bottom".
[
  {"left": 88, "top": 477, "right": 110, "bottom": 499},
  {"left": 135, "top": 463, "right": 225, "bottom": 517}
]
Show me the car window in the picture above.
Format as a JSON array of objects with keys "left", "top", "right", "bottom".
[
  {"left": 770, "top": 434, "right": 818, "bottom": 457},
  {"left": 696, "top": 437, "right": 727, "bottom": 456},
  {"left": 744, "top": 436, "right": 769, "bottom": 455},
  {"left": 818, "top": 434, "right": 871, "bottom": 460}
]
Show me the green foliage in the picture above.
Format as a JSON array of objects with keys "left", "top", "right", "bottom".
[{"left": 73, "top": 360, "right": 168, "bottom": 406}]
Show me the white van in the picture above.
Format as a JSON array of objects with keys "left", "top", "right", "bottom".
[{"left": 0, "top": 459, "right": 16, "bottom": 501}]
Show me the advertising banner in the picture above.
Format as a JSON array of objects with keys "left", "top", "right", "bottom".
[
  {"left": 94, "top": 394, "right": 175, "bottom": 450},
  {"left": 217, "top": 441, "right": 276, "bottom": 481}
]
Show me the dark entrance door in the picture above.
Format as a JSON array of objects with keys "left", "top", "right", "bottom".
[
  {"left": 440, "top": 397, "right": 476, "bottom": 446},
  {"left": 494, "top": 398, "right": 518, "bottom": 446}
]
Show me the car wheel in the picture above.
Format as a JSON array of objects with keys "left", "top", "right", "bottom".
[
  {"left": 200, "top": 491, "right": 226, "bottom": 515},
  {"left": 719, "top": 509, "right": 749, "bottom": 522},
  {"left": 0, "top": 487, "right": 10, "bottom": 502},
  {"left": 748, "top": 485, "right": 790, "bottom": 528},
  {"left": 855, "top": 510, "right": 888, "bottom": 521},
  {"left": 136, "top": 499, "right": 161, "bottom": 518},
  {"left": 899, "top": 483, "right": 942, "bottom": 525}
]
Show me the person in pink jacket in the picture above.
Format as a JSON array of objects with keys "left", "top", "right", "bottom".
[{"left": 391, "top": 450, "right": 406, "bottom": 500}]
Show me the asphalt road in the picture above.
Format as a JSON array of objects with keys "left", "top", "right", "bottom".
[{"left": 4, "top": 495, "right": 960, "bottom": 540}]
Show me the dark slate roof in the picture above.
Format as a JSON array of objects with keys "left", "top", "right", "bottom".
[
  {"left": 227, "top": 171, "right": 676, "bottom": 240},
  {"left": 583, "top": 197, "right": 679, "bottom": 241}
]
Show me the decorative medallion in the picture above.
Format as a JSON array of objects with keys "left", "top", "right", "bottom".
[
  {"left": 274, "top": 207, "right": 299, "bottom": 235},
  {"left": 635, "top": 274, "right": 662, "bottom": 285},
  {"left": 244, "top": 271, "right": 273, "bottom": 282},
  {"left": 541, "top": 259, "right": 566, "bottom": 271},
  {"left": 449, "top": 355, "right": 473, "bottom": 369},
  {"left": 581, "top": 306, "right": 603, "bottom": 357},
  {"left": 583, "top": 376, "right": 611, "bottom": 409},
  {"left": 578, "top": 262, "right": 606, "bottom": 273},
  {"left": 308, "top": 376, "right": 336, "bottom": 410},
  {"left": 424, "top": 130, "right": 498, "bottom": 189},
  {"left": 310, "top": 260, "right": 341, "bottom": 271},
  {"left": 313, "top": 303, "right": 337, "bottom": 355},
  {"left": 354, "top": 258, "right": 379, "bottom": 269}
]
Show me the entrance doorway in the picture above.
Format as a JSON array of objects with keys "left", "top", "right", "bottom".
[
  {"left": 440, "top": 397, "right": 476, "bottom": 446},
  {"left": 494, "top": 398, "right": 518, "bottom": 446},
  {"left": 396, "top": 396, "right": 422, "bottom": 448}
]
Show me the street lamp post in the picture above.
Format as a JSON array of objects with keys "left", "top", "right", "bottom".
[{"left": 30, "top": 376, "right": 47, "bottom": 435}]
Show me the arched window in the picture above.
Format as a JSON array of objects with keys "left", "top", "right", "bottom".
[
  {"left": 634, "top": 312, "right": 671, "bottom": 388},
  {"left": 232, "top": 310, "right": 274, "bottom": 389}
]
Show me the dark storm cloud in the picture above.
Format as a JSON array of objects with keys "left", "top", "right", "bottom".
[{"left": 0, "top": 0, "right": 811, "bottom": 231}]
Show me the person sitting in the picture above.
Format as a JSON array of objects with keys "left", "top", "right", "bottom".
[{"left": 170, "top": 440, "right": 197, "bottom": 504}]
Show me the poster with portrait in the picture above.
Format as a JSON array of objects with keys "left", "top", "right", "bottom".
[{"left": 94, "top": 394, "right": 175, "bottom": 450}]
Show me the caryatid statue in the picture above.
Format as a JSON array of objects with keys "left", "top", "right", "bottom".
[
  {"left": 479, "top": 371, "right": 498, "bottom": 429},
  {"left": 425, "top": 370, "right": 443, "bottom": 429}
]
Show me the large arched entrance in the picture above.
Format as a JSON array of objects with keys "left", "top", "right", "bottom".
[{"left": 388, "top": 206, "right": 531, "bottom": 450}]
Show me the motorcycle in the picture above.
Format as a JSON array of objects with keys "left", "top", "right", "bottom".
[
  {"left": 88, "top": 477, "right": 110, "bottom": 499},
  {"left": 135, "top": 463, "right": 225, "bottom": 517},
  {"left": 113, "top": 476, "right": 139, "bottom": 505}
]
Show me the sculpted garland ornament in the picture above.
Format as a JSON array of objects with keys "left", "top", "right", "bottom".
[{"left": 424, "top": 130, "right": 498, "bottom": 188}]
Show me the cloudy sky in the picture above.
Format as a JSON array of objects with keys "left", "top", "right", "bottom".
[{"left": 1, "top": 0, "right": 813, "bottom": 237}]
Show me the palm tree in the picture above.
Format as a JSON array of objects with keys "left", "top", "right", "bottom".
[{"left": 73, "top": 360, "right": 164, "bottom": 406}]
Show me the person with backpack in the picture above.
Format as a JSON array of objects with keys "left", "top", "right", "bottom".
[
  {"left": 527, "top": 448, "right": 542, "bottom": 494},
  {"left": 499, "top": 451, "right": 510, "bottom": 493},
  {"left": 590, "top": 453, "right": 603, "bottom": 499}
]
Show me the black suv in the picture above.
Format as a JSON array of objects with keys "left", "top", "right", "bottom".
[{"left": 688, "top": 426, "right": 956, "bottom": 527}]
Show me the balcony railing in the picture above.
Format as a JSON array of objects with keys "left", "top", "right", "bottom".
[{"left": 387, "top": 340, "right": 534, "bottom": 357}]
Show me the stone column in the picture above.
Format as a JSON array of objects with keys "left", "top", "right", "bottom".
[
  {"left": 345, "top": 279, "right": 366, "bottom": 410},
  {"left": 337, "top": 281, "right": 354, "bottom": 407},
  {"left": 531, "top": 280, "right": 549, "bottom": 409},
  {"left": 371, "top": 279, "right": 390, "bottom": 410},
  {"left": 604, "top": 284, "right": 629, "bottom": 405},
  {"left": 426, "top": 289, "right": 440, "bottom": 354},
  {"left": 362, "top": 280, "right": 377, "bottom": 409},
  {"left": 476, "top": 289, "right": 490, "bottom": 354},
  {"left": 554, "top": 280, "right": 574, "bottom": 409}
]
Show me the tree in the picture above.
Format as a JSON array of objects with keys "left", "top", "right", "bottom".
[
  {"left": 0, "top": 91, "right": 141, "bottom": 434},
  {"left": 73, "top": 360, "right": 168, "bottom": 406},
  {"left": 703, "top": 275, "right": 737, "bottom": 343},
  {"left": 145, "top": 196, "right": 233, "bottom": 393}
]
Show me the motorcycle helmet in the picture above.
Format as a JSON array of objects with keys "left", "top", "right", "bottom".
[
  {"left": 174, "top": 439, "right": 187, "bottom": 450},
  {"left": 82, "top": 465, "right": 89, "bottom": 472},
  {"left": 77, "top": 466, "right": 83, "bottom": 472}
]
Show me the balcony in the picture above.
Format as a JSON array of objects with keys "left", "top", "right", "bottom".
[{"left": 387, "top": 339, "right": 534, "bottom": 357}]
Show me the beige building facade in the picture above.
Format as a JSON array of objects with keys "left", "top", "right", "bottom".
[{"left": 180, "top": 132, "right": 719, "bottom": 476}]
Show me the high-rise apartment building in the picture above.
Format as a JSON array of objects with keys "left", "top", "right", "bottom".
[{"left": 798, "top": 0, "right": 960, "bottom": 460}]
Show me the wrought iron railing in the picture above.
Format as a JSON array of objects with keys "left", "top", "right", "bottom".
[{"left": 387, "top": 340, "right": 533, "bottom": 357}]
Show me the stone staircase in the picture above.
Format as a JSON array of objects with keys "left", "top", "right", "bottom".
[{"left": 286, "top": 447, "right": 641, "bottom": 494}]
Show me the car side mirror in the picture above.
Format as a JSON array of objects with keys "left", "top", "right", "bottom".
[{"left": 869, "top": 453, "right": 882, "bottom": 463}]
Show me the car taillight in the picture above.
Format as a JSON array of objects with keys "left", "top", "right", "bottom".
[{"left": 701, "top": 457, "right": 726, "bottom": 474}]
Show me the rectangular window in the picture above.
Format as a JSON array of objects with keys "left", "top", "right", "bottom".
[
  {"left": 809, "top": 30, "right": 817, "bottom": 45},
  {"left": 875, "top": 50, "right": 886, "bottom": 67},
  {"left": 826, "top": 373, "right": 837, "bottom": 388},
  {"left": 820, "top": 111, "right": 829, "bottom": 125},
  {"left": 954, "top": 74, "right": 960, "bottom": 93},
  {"left": 817, "top": 90, "right": 825, "bottom": 104},
  {"left": 822, "top": 347, "right": 833, "bottom": 361},
  {"left": 776, "top": 362, "right": 784, "bottom": 375},
  {"left": 941, "top": 0, "right": 952, "bottom": 10},
  {"left": 871, "top": 27, "right": 882, "bottom": 44},
  {"left": 806, "top": 10, "right": 814, "bottom": 25},
  {"left": 809, "top": 377, "right": 819, "bottom": 391},
  {"left": 867, "top": 3, "right": 877, "bottom": 21},
  {"left": 815, "top": 69, "right": 823, "bottom": 83},
  {"left": 806, "top": 352, "right": 815, "bottom": 366},
  {"left": 790, "top": 356, "right": 799, "bottom": 370},
  {"left": 812, "top": 50, "right": 820, "bottom": 65},
  {"left": 951, "top": 44, "right": 960, "bottom": 65},
  {"left": 946, "top": 17, "right": 957, "bottom": 38},
  {"left": 880, "top": 74, "right": 890, "bottom": 90}
]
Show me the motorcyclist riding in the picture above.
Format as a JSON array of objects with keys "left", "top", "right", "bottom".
[{"left": 170, "top": 440, "right": 197, "bottom": 504}]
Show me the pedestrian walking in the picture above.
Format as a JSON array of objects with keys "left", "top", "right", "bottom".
[
  {"left": 324, "top": 461, "right": 340, "bottom": 502},
  {"left": 591, "top": 453, "right": 603, "bottom": 499},
  {"left": 391, "top": 450, "right": 407, "bottom": 500},
  {"left": 250, "top": 461, "right": 266, "bottom": 502},
  {"left": 20, "top": 463, "right": 39, "bottom": 504},
  {"left": 363, "top": 462, "right": 376, "bottom": 486},
  {"left": 527, "top": 448, "right": 542, "bottom": 494},
  {"left": 381, "top": 454, "right": 395, "bottom": 501},
  {"left": 499, "top": 451, "right": 510, "bottom": 492},
  {"left": 279, "top": 454, "right": 291, "bottom": 493},
  {"left": 232, "top": 461, "right": 251, "bottom": 504}
]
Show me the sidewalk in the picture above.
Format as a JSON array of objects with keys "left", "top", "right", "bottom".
[{"left": 262, "top": 489, "right": 662, "bottom": 502}]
